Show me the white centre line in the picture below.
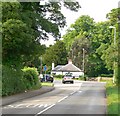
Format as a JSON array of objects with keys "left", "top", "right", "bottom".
[
  {"left": 39, "top": 104, "right": 43, "bottom": 108},
  {"left": 8, "top": 105, "right": 14, "bottom": 108},
  {"left": 70, "top": 91, "right": 76, "bottom": 95},
  {"left": 26, "top": 104, "right": 32, "bottom": 108},
  {"left": 78, "top": 90, "right": 82, "bottom": 93},
  {"left": 44, "top": 104, "right": 48, "bottom": 108},
  {"left": 57, "top": 96, "right": 68, "bottom": 103},
  {"left": 14, "top": 104, "right": 24, "bottom": 108},
  {"left": 35, "top": 104, "right": 55, "bottom": 115}
]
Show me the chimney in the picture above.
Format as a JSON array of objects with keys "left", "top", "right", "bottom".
[
  {"left": 52, "top": 63, "right": 54, "bottom": 70},
  {"left": 68, "top": 59, "right": 72, "bottom": 64}
]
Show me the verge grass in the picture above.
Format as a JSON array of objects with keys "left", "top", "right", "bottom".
[
  {"left": 41, "top": 82, "right": 54, "bottom": 87},
  {"left": 106, "top": 80, "right": 120, "bottom": 114}
]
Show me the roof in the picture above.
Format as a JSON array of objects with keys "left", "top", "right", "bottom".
[
  {"left": 59, "top": 63, "right": 82, "bottom": 72},
  {"left": 52, "top": 65, "right": 64, "bottom": 71},
  {"left": 52, "top": 64, "right": 82, "bottom": 72}
]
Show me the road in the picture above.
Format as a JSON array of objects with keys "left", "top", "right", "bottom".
[{"left": 2, "top": 80, "right": 106, "bottom": 115}]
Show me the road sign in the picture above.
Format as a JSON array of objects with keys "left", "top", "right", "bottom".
[{"left": 44, "top": 65, "right": 47, "bottom": 71}]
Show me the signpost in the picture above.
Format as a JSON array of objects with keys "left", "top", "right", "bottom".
[{"left": 44, "top": 65, "right": 47, "bottom": 81}]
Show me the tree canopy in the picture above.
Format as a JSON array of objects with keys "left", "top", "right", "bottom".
[{"left": 2, "top": 1, "right": 80, "bottom": 66}]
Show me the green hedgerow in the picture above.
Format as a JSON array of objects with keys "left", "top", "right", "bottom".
[{"left": 22, "top": 67, "right": 40, "bottom": 89}]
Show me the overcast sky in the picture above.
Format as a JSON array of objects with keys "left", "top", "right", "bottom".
[{"left": 40, "top": 0, "right": 119, "bottom": 46}]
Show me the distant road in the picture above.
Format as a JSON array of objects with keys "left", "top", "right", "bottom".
[{"left": 2, "top": 80, "right": 106, "bottom": 115}]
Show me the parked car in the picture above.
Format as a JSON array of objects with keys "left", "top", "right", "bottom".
[
  {"left": 62, "top": 73, "right": 74, "bottom": 84},
  {"left": 41, "top": 74, "right": 54, "bottom": 83}
]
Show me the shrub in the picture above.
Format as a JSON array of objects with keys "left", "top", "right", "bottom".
[
  {"left": 22, "top": 67, "right": 40, "bottom": 89},
  {"left": 54, "top": 74, "right": 63, "bottom": 79},
  {"left": 2, "top": 65, "right": 25, "bottom": 96},
  {"left": 100, "top": 74, "right": 113, "bottom": 77}
]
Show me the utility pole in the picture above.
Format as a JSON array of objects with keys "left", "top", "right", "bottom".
[
  {"left": 83, "top": 48, "right": 85, "bottom": 77},
  {"left": 40, "top": 56, "right": 42, "bottom": 74},
  {"left": 109, "top": 26, "right": 116, "bottom": 83}
]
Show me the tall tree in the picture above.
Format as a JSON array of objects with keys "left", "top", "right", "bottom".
[
  {"left": 43, "top": 40, "right": 68, "bottom": 67},
  {"left": 63, "top": 15, "right": 95, "bottom": 51},
  {"left": 2, "top": 1, "right": 80, "bottom": 66}
]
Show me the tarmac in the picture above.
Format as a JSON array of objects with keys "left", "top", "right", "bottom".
[{"left": 2, "top": 86, "right": 55, "bottom": 106}]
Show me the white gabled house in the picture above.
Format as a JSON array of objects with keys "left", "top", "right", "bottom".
[{"left": 51, "top": 60, "right": 84, "bottom": 78}]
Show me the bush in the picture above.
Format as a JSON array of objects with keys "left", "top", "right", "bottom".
[
  {"left": 2, "top": 65, "right": 41, "bottom": 97},
  {"left": 2, "top": 65, "right": 26, "bottom": 96},
  {"left": 22, "top": 67, "right": 40, "bottom": 89},
  {"left": 54, "top": 74, "right": 63, "bottom": 79},
  {"left": 100, "top": 74, "right": 113, "bottom": 77}
]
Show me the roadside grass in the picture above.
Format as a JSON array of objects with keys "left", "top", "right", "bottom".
[
  {"left": 54, "top": 77, "right": 62, "bottom": 80},
  {"left": 41, "top": 82, "right": 54, "bottom": 87},
  {"left": 105, "top": 80, "right": 120, "bottom": 114}
]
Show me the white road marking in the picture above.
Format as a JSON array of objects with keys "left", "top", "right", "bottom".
[
  {"left": 44, "top": 104, "right": 48, "bottom": 108},
  {"left": 33, "top": 104, "right": 40, "bottom": 108},
  {"left": 78, "top": 90, "right": 82, "bottom": 93},
  {"left": 26, "top": 104, "right": 32, "bottom": 107},
  {"left": 57, "top": 96, "right": 68, "bottom": 103},
  {"left": 8, "top": 105, "right": 14, "bottom": 108},
  {"left": 3, "top": 107, "right": 7, "bottom": 109},
  {"left": 70, "top": 91, "right": 76, "bottom": 95},
  {"left": 35, "top": 104, "right": 55, "bottom": 115},
  {"left": 14, "top": 104, "right": 23, "bottom": 108},
  {"left": 39, "top": 104, "right": 43, "bottom": 107}
]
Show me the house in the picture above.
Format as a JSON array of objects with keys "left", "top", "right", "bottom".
[{"left": 51, "top": 60, "right": 84, "bottom": 78}]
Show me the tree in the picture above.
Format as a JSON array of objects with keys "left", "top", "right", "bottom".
[
  {"left": 63, "top": 15, "right": 114, "bottom": 77},
  {"left": 97, "top": 8, "right": 120, "bottom": 84},
  {"left": 68, "top": 35, "right": 90, "bottom": 70},
  {"left": 63, "top": 15, "right": 95, "bottom": 51},
  {"left": 43, "top": 41, "right": 68, "bottom": 67},
  {"left": 2, "top": 1, "right": 81, "bottom": 66}
]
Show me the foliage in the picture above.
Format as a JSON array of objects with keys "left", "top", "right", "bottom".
[
  {"left": 63, "top": 15, "right": 95, "bottom": 50},
  {"left": 106, "top": 80, "right": 120, "bottom": 114},
  {"left": 2, "top": 1, "right": 80, "bottom": 96},
  {"left": 100, "top": 74, "right": 113, "bottom": 77},
  {"left": 63, "top": 15, "right": 112, "bottom": 77},
  {"left": 106, "top": 8, "right": 120, "bottom": 25},
  {"left": 69, "top": 36, "right": 90, "bottom": 70},
  {"left": 2, "top": 65, "right": 25, "bottom": 96},
  {"left": 43, "top": 40, "right": 68, "bottom": 67},
  {"left": 22, "top": 67, "right": 40, "bottom": 89},
  {"left": 41, "top": 82, "right": 54, "bottom": 87},
  {"left": 54, "top": 74, "right": 63, "bottom": 79},
  {"left": 2, "top": 1, "right": 80, "bottom": 65}
]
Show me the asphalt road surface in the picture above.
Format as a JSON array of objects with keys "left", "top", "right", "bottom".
[{"left": 2, "top": 80, "right": 106, "bottom": 115}]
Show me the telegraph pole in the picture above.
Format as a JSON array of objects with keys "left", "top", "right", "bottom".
[
  {"left": 83, "top": 48, "right": 85, "bottom": 77},
  {"left": 40, "top": 56, "right": 42, "bottom": 74}
]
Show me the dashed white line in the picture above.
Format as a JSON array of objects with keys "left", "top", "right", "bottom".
[
  {"left": 44, "top": 104, "right": 48, "bottom": 108},
  {"left": 70, "top": 91, "right": 76, "bottom": 95},
  {"left": 14, "top": 104, "right": 23, "bottom": 108},
  {"left": 33, "top": 104, "right": 40, "bottom": 108},
  {"left": 39, "top": 104, "right": 43, "bottom": 107},
  {"left": 57, "top": 96, "right": 68, "bottom": 103},
  {"left": 35, "top": 104, "right": 55, "bottom": 115},
  {"left": 8, "top": 105, "right": 14, "bottom": 108},
  {"left": 26, "top": 104, "right": 32, "bottom": 107},
  {"left": 78, "top": 90, "right": 82, "bottom": 93}
]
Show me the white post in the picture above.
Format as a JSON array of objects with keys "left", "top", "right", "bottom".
[
  {"left": 52, "top": 63, "right": 54, "bottom": 70},
  {"left": 40, "top": 56, "right": 42, "bottom": 74},
  {"left": 83, "top": 48, "right": 85, "bottom": 77},
  {"left": 109, "top": 26, "right": 116, "bottom": 83}
]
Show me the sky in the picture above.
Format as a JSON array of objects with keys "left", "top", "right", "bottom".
[{"left": 40, "top": 0, "right": 120, "bottom": 46}]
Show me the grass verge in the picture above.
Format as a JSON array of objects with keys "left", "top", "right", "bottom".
[
  {"left": 106, "top": 80, "right": 120, "bottom": 114},
  {"left": 41, "top": 82, "right": 54, "bottom": 87}
]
